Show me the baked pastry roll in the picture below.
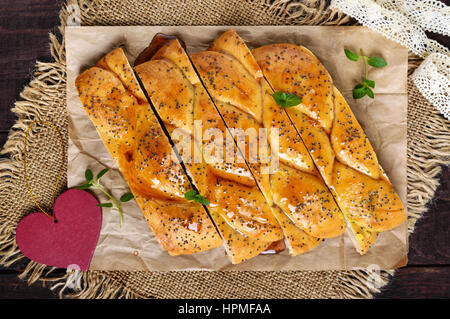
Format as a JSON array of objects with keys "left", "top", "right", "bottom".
[
  {"left": 134, "top": 37, "right": 285, "bottom": 263},
  {"left": 252, "top": 43, "right": 406, "bottom": 254},
  {"left": 75, "top": 48, "right": 222, "bottom": 256},
  {"left": 191, "top": 30, "right": 346, "bottom": 254}
]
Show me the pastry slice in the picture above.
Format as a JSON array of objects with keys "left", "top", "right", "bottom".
[
  {"left": 134, "top": 36, "right": 283, "bottom": 263},
  {"left": 75, "top": 48, "right": 222, "bottom": 256},
  {"left": 191, "top": 30, "right": 346, "bottom": 246},
  {"left": 252, "top": 43, "right": 406, "bottom": 254}
]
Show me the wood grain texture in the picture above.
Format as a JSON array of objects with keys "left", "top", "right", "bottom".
[
  {"left": 0, "top": 0, "right": 62, "bottom": 130},
  {"left": 0, "top": 274, "right": 58, "bottom": 299},
  {"left": 0, "top": 0, "right": 448, "bottom": 299},
  {"left": 407, "top": 166, "right": 450, "bottom": 265},
  {"left": 376, "top": 267, "right": 450, "bottom": 299},
  {"left": 0, "top": 132, "right": 7, "bottom": 153}
]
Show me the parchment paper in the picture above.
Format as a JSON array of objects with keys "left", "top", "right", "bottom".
[{"left": 66, "top": 26, "right": 408, "bottom": 271}]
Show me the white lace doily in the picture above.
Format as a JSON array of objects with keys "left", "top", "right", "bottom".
[{"left": 331, "top": 0, "right": 450, "bottom": 120}]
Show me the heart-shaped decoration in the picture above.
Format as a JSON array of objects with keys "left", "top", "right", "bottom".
[{"left": 16, "top": 189, "right": 102, "bottom": 271}]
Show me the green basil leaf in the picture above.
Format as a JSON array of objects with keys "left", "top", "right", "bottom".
[
  {"left": 368, "top": 56, "right": 387, "bottom": 68},
  {"left": 353, "top": 84, "right": 367, "bottom": 99},
  {"left": 184, "top": 190, "right": 198, "bottom": 200},
  {"left": 77, "top": 183, "right": 92, "bottom": 190},
  {"left": 272, "top": 92, "right": 287, "bottom": 107},
  {"left": 195, "top": 194, "right": 210, "bottom": 206},
  {"left": 85, "top": 168, "right": 93, "bottom": 181},
  {"left": 120, "top": 192, "right": 134, "bottom": 202},
  {"left": 97, "top": 203, "right": 113, "bottom": 208},
  {"left": 284, "top": 94, "right": 302, "bottom": 107},
  {"left": 96, "top": 168, "right": 109, "bottom": 180},
  {"left": 363, "top": 79, "right": 375, "bottom": 88},
  {"left": 344, "top": 49, "right": 359, "bottom": 61},
  {"left": 273, "top": 92, "right": 302, "bottom": 108},
  {"left": 365, "top": 87, "right": 374, "bottom": 98}
]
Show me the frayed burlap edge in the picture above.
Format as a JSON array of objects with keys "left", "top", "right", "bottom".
[{"left": 0, "top": 0, "right": 447, "bottom": 299}]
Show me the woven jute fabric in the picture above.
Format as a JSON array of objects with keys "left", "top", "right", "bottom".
[{"left": 0, "top": 0, "right": 449, "bottom": 299}]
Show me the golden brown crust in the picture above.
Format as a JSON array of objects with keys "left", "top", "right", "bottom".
[
  {"left": 136, "top": 58, "right": 195, "bottom": 135},
  {"left": 96, "top": 48, "right": 147, "bottom": 102},
  {"left": 138, "top": 198, "right": 221, "bottom": 255},
  {"left": 284, "top": 107, "right": 335, "bottom": 185},
  {"left": 193, "top": 50, "right": 264, "bottom": 123},
  {"left": 191, "top": 30, "right": 345, "bottom": 250},
  {"left": 208, "top": 30, "right": 263, "bottom": 81},
  {"left": 211, "top": 178, "right": 283, "bottom": 242},
  {"left": 134, "top": 39, "right": 284, "bottom": 263},
  {"left": 76, "top": 48, "right": 222, "bottom": 256},
  {"left": 261, "top": 80, "right": 316, "bottom": 175},
  {"left": 332, "top": 162, "right": 405, "bottom": 232},
  {"left": 331, "top": 88, "right": 380, "bottom": 179},
  {"left": 252, "top": 43, "right": 406, "bottom": 253},
  {"left": 251, "top": 43, "right": 335, "bottom": 132},
  {"left": 270, "top": 207, "right": 323, "bottom": 256},
  {"left": 213, "top": 100, "right": 273, "bottom": 205},
  {"left": 272, "top": 164, "right": 345, "bottom": 238},
  {"left": 211, "top": 210, "right": 272, "bottom": 264}
]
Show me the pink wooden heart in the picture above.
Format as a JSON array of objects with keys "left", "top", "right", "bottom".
[{"left": 16, "top": 188, "right": 102, "bottom": 271}]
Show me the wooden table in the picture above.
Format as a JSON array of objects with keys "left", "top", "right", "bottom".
[{"left": 0, "top": 0, "right": 449, "bottom": 299}]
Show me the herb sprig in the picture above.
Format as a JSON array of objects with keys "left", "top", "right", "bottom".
[
  {"left": 272, "top": 92, "right": 302, "bottom": 108},
  {"left": 344, "top": 48, "right": 387, "bottom": 99},
  {"left": 184, "top": 190, "right": 210, "bottom": 205},
  {"left": 77, "top": 168, "right": 134, "bottom": 227}
]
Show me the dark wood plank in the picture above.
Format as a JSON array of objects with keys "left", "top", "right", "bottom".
[
  {"left": 0, "top": 0, "right": 63, "bottom": 131},
  {"left": 0, "top": 255, "right": 66, "bottom": 275},
  {"left": 375, "top": 266, "right": 450, "bottom": 299},
  {"left": 0, "top": 132, "right": 7, "bottom": 151},
  {"left": 408, "top": 166, "right": 450, "bottom": 265},
  {"left": 426, "top": 31, "right": 450, "bottom": 49},
  {"left": 0, "top": 273, "right": 58, "bottom": 299},
  {"left": 422, "top": 0, "right": 449, "bottom": 48},
  {"left": 0, "top": 0, "right": 64, "bottom": 297},
  {"left": 0, "top": 259, "right": 31, "bottom": 272}
]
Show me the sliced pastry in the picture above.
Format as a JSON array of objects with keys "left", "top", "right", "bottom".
[
  {"left": 76, "top": 48, "right": 222, "bottom": 256},
  {"left": 252, "top": 43, "right": 406, "bottom": 254},
  {"left": 191, "top": 30, "right": 346, "bottom": 254},
  {"left": 134, "top": 36, "right": 284, "bottom": 263}
]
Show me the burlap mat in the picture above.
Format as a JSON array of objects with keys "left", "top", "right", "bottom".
[{"left": 0, "top": 0, "right": 449, "bottom": 299}]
